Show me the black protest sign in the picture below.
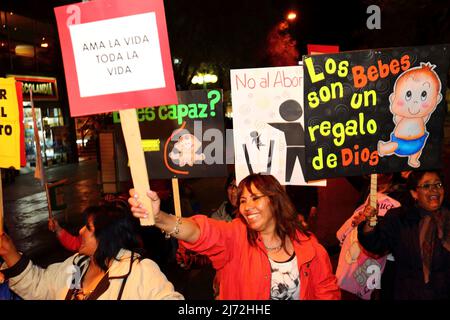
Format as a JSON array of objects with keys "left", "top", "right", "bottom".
[
  {"left": 303, "top": 44, "right": 450, "bottom": 180},
  {"left": 113, "top": 89, "right": 227, "bottom": 179}
]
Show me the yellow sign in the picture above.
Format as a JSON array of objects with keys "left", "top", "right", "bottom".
[
  {"left": 141, "top": 139, "right": 160, "bottom": 152},
  {"left": 0, "top": 78, "right": 21, "bottom": 169}
]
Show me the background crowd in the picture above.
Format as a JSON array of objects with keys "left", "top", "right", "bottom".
[{"left": 1, "top": 169, "right": 449, "bottom": 300}]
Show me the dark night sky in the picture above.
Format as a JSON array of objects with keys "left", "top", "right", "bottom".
[
  {"left": 2, "top": 0, "right": 449, "bottom": 83},
  {"left": 3, "top": 0, "right": 449, "bottom": 52}
]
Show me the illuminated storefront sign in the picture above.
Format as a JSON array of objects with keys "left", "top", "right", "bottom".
[{"left": 6, "top": 75, "right": 58, "bottom": 101}]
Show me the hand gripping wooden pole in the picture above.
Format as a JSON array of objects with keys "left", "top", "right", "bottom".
[{"left": 119, "top": 109, "right": 154, "bottom": 226}]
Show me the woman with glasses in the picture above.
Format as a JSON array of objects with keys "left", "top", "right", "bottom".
[
  {"left": 0, "top": 203, "right": 183, "bottom": 300},
  {"left": 129, "top": 173, "right": 340, "bottom": 300},
  {"left": 358, "top": 170, "right": 450, "bottom": 299}
]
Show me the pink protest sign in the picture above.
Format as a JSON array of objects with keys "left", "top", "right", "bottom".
[{"left": 54, "top": 0, "right": 177, "bottom": 116}]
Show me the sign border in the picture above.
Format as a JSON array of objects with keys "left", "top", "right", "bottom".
[{"left": 54, "top": 0, "right": 177, "bottom": 117}]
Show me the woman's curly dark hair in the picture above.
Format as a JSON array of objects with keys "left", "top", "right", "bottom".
[{"left": 83, "top": 203, "right": 141, "bottom": 272}]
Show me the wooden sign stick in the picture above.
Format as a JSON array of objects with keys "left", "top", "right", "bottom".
[
  {"left": 119, "top": 109, "right": 154, "bottom": 225},
  {"left": 30, "top": 90, "right": 52, "bottom": 220},
  {"left": 369, "top": 173, "right": 378, "bottom": 227},
  {"left": 44, "top": 183, "right": 53, "bottom": 220},
  {"left": 171, "top": 178, "right": 182, "bottom": 218}
]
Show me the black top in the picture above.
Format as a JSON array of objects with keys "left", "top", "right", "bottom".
[{"left": 358, "top": 205, "right": 450, "bottom": 300}]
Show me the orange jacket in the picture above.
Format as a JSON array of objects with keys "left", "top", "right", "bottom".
[
  {"left": 180, "top": 215, "right": 340, "bottom": 300},
  {"left": 57, "top": 229, "right": 81, "bottom": 252}
]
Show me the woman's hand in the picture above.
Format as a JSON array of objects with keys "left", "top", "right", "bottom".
[
  {"left": 129, "top": 188, "right": 201, "bottom": 243},
  {"left": 48, "top": 218, "right": 61, "bottom": 234},
  {"left": 351, "top": 211, "right": 366, "bottom": 227},
  {"left": 362, "top": 205, "right": 378, "bottom": 221},
  {"left": 0, "top": 233, "right": 16, "bottom": 256},
  {"left": 352, "top": 203, "right": 378, "bottom": 227},
  {"left": 361, "top": 204, "right": 379, "bottom": 232},
  {"left": 128, "top": 189, "right": 161, "bottom": 221},
  {"left": 0, "top": 233, "right": 21, "bottom": 267}
]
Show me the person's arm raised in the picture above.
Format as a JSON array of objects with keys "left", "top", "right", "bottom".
[
  {"left": 128, "top": 189, "right": 201, "bottom": 243},
  {"left": 48, "top": 218, "right": 62, "bottom": 235},
  {"left": 0, "top": 233, "right": 21, "bottom": 268}
]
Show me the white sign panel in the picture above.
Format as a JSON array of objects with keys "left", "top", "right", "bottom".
[
  {"left": 70, "top": 12, "right": 165, "bottom": 97},
  {"left": 231, "top": 65, "right": 326, "bottom": 186}
]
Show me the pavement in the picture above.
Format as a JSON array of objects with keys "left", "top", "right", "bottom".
[{"left": 2, "top": 160, "right": 102, "bottom": 266}]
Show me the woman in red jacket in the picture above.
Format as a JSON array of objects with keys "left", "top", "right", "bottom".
[{"left": 129, "top": 173, "right": 340, "bottom": 300}]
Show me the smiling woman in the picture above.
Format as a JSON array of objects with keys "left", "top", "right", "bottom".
[
  {"left": 358, "top": 169, "right": 450, "bottom": 300},
  {"left": 129, "top": 173, "right": 341, "bottom": 300}
]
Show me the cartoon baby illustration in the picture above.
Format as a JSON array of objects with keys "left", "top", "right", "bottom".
[
  {"left": 378, "top": 62, "right": 442, "bottom": 168},
  {"left": 169, "top": 133, "right": 205, "bottom": 167}
]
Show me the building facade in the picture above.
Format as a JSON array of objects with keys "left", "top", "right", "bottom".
[{"left": 0, "top": 3, "right": 79, "bottom": 173}]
